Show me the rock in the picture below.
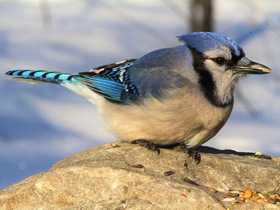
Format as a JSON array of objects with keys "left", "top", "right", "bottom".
[{"left": 0, "top": 142, "right": 279, "bottom": 210}]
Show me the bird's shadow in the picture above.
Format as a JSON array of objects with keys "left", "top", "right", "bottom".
[
  {"left": 162, "top": 143, "right": 254, "bottom": 157},
  {"left": 195, "top": 145, "right": 254, "bottom": 156}
]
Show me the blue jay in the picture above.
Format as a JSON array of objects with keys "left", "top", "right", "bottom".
[{"left": 6, "top": 32, "right": 270, "bottom": 150}]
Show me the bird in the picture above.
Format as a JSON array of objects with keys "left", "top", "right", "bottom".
[{"left": 6, "top": 32, "right": 271, "bottom": 152}]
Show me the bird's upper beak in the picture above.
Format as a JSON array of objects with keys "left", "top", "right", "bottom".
[{"left": 233, "top": 57, "right": 271, "bottom": 74}]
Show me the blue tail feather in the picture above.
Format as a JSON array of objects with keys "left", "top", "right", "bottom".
[
  {"left": 6, "top": 70, "right": 76, "bottom": 84},
  {"left": 5, "top": 69, "right": 127, "bottom": 104}
]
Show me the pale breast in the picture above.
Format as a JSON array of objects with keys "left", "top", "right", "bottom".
[{"left": 100, "top": 86, "right": 233, "bottom": 147}]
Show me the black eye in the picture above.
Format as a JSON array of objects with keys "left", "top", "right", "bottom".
[{"left": 213, "top": 57, "right": 226, "bottom": 65}]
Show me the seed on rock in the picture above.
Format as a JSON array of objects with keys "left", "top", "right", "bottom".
[
  {"left": 209, "top": 188, "right": 217, "bottom": 193},
  {"left": 244, "top": 188, "right": 253, "bottom": 198}
]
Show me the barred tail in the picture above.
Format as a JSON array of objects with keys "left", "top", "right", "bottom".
[{"left": 5, "top": 70, "right": 77, "bottom": 84}]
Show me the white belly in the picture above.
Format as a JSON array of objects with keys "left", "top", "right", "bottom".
[
  {"left": 99, "top": 86, "right": 233, "bottom": 147},
  {"left": 63, "top": 83, "right": 233, "bottom": 148}
]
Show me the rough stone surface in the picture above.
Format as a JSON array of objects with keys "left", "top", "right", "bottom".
[{"left": 0, "top": 142, "right": 279, "bottom": 210}]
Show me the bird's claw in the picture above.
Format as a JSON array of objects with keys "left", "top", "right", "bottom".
[
  {"left": 179, "top": 144, "right": 201, "bottom": 166},
  {"left": 131, "top": 139, "right": 160, "bottom": 154}
]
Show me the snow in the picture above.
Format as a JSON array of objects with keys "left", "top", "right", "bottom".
[{"left": 0, "top": 0, "right": 279, "bottom": 189}]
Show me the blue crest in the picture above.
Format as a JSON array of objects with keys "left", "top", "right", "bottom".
[{"left": 177, "top": 32, "right": 242, "bottom": 57}]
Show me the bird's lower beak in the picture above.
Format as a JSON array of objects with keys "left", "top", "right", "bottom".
[{"left": 233, "top": 57, "right": 271, "bottom": 74}]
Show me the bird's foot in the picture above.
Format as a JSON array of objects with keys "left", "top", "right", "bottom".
[
  {"left": 131, "top": 139, "right": 160, "bottom": 154},
  {"left": 187, "top": 149, "right": 201, "bottom": 164},
  {"left": 179, "top": 144, "right": 201, "bottom": 166}
]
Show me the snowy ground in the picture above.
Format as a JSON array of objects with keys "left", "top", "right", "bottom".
[{"left": 0, "top": 0, "right": 279, "bottom": 189}]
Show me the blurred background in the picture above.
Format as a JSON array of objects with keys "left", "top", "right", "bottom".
[{"left": 0, "top": 0, "right": 279, "bottom": 189}]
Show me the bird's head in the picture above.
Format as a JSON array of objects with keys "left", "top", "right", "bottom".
[{"left": 178, "top": 32, "right": 271, "bottom": 107}]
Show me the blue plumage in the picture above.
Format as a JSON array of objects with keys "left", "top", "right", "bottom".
[
  {"left": 5, "top": 33, "right": 245, "bottom": 106},
  {"left": 178, "top": 32, "right": 243, "bottom": 56},
  {"left": 5, "top": 32, "right": 271, "bottom": 148},
  {"left": 77, "top": 59, "right": 140, "bottom": 104},
  {"left": 6, "top": 59, "right": 140, "bottom": 104},
  {"left": 6, "top": 70, "right": 76, "bottom": 83}
]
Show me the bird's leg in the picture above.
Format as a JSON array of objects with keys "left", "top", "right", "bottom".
[
  {"left": 179, "top": 144, "right": 201, "bottom": 165},
  {"left": 131, "top": 139, "right": 160, "bottom": 154}
]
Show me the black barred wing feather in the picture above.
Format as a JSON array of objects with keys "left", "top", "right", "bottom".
[{"left": 78, "top": 59, "right": 141, "bottom": 104}]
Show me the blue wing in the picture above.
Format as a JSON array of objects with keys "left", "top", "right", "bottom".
[{"left": 77, "top": 59, "right": 141, "bottom": 104}]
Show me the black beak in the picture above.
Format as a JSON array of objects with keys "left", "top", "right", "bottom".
[{"left": 233, "top": 57, "right": 271, "bottom": 74}]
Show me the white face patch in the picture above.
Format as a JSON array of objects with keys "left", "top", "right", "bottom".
[
  {"left": 213, "top": 71, "right": 244, "bottom": 105},
  {"left": 203, "top": 46, "right": 232, "bottom": 72},
  {"left": 204, "top": 59, "right": 225, "bottom": 72},
  {"left": 204, "top": 46, "right": 232, "bottom": 61},
  {"left": 202, "top": 46, "right": 245, "bottom": 105}
]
